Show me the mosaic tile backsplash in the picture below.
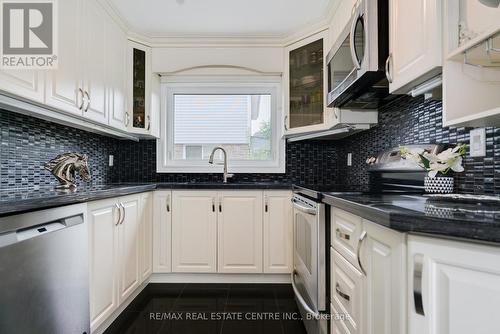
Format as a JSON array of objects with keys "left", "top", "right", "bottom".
[
  {"left": 1, "top": 94, "right": 499, "bottom": 194},
  {"left": 0, "top": 109, "right": 117, "bottom": 189}
]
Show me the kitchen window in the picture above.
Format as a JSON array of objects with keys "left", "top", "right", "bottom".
[{"left": 157, "top": 77, "right": 285, "bottom": 173}]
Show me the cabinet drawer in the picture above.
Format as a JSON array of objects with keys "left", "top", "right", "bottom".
[
  {"left": 331, "top": 248, "right": 363, "bottom": 334},
  {"left": 331, "top": 208, "right": 363, "bottom": 268},
  {"left": 330, "top": 303, "right": 352, "bottom": 334}
]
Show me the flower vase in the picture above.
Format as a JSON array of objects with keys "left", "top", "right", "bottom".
[{"left": 424, "top": 176, "right": 454, "bottom": 194}]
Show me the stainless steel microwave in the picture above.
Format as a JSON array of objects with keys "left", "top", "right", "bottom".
[{"left": 326, "top": 0, "right": 394, "bottom": 109}]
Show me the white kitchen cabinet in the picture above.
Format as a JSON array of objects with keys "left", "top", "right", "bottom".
[
  {"left": 218, "top": 191, "right": 263, "bottom": 273},
  {"left": 81, "top": 0, "right": 108, "bottom": 123},
  {"left": 387, "top": 0, "right": 442, "bottom": 93},
  {"left": 331, "top": 248, "right": 364, "bottom": 334},
  {"left": 45, "top": 0, "right": 83, "bottom": 116},
  {"left": 408, "top": 235, "right": 500, "bottom": 334},
  {"left": 284, "top": 30, "right": 333, "bottom": 136},
  {"left": 107, "top": 18, "right": 128, "bottom": 131},
  {"left": 117, "top": 195, "right": 141, "bottom": 303},
  {"left": 361, "top": 220, "right": 406, "bottom": 334},
  {"left": 153, "top": 191, "right": 172, "bottom": 273},
  {"left": 139, "top": 192, "right": 153, "bottom": 282},
  {"left": 330, "top": 210, "right": 406, "bottom": 334},
  {"left": 263, "top": 191, "right": 292, "bottom": 273},
  {"left": 0, "top": 70, "right": 44, "bottom": 103},
  {"left": 88, "top": 198, "right": 119, "bottom": 332},
  {"left": 171, "top": 191, "right": 218, "bottom": 273},
  {"left": 127, "top": 41, "right": 160, "bottom": 138}
]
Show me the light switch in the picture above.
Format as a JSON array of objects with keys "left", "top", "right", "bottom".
[
  {"left": 469, "top": 128, "right": 486, "bottom": 157},
  {"left": 347, "top": 153, "right": 352, "bottom": 166},
  {"left": 109, "top": 155, "right": 114, "bottom": 167}
]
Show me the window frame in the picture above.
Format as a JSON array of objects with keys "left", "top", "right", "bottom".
[{"left": 157, "top": 76, "right": 285, "bottom": 173}]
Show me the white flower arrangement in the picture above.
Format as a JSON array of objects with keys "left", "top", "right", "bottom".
[{"left": 400, "top": 144, "right": 467, "bottom": 178}]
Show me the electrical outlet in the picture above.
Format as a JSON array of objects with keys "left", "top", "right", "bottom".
[
  {"left": 469, "top": 128, "right": 486, "bottom": 157},
  {"left": 109, "top": 155, "right": 114, "bottom": 167},
  {"left": 347, "top": 153, "right": 352, "bottom": 166}
]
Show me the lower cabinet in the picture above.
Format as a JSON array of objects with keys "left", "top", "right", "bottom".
[
  {"left": 218, "top": 191, "right": 263, "bottom": 273},
  {"left": 408, "top": 235, "right": 500, "bottom": 334},
  {"left": 153, "top": 191, "right": 172, "bottom": 273},
  {"left": 164, "top": 190, "right": 292, "bottom": 274},
  {"left": 263, "top": 191, "right": 293, "bottom": 273},
  {"left": 171, "top": 190, "right": 218, "bottom": 273},
  {"left": 330, "top": 208, "right": 406, "bottom": 334},
  {"left": 88, "top": 192, "right": 153, "bottom": 332}
]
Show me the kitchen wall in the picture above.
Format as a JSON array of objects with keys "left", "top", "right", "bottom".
[
  {"left": 0, "top": 109, "right": 117, "bottom": 190},
  {"left": 336, "top": 96, "right": 500, "bottom": 194},
  {"left": 1, "top": 95, "right": 499, "bottom": 194}
]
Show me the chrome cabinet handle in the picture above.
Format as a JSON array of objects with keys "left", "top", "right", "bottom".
[
  {"left": 264, "top": 196, "right": 268, "bottom": 213},
  {"left": 284, "top": 115, "right": 288, "bottom": 131},
  {"left": 336, "top": 228, "right": 350, "bottom": 240},
  {"left": 335, "top": 283, "right": 350, "bottom": 302},
  {"left": 147, "top": 115, "right": 151, "bottom": 131},
  {"left": 357, "top": 230, "right": 367, "bottom": 276},
  {"left": 125, "top": 112, "right": 130, "bottom": 127},
  {"left": 218, "top": 199, "right": 222, "bottom": 213},
  {"left": 385, "top": 53, "right": 393, "bottom": 83},
  {"left": 78, "top": 88, "right": 85, "bottom": 110},
  {"left": 212, "top": 198, "right": 216, "bottom": 212},
  {"left": 115, "top": 203, "right": 121, "bottom": 226},
  {"left": 413, "top": 254, "right": 425, "bottom": 316},
  {"left": 291, "top": 270, "right": 321, "bottom": 318},
  {"left": 119, "top": 203, "right": 125, "bottom": 224},
  {"left": 84, "top": 91, "right": 90, "bottom": 112},
  {"left": 349, "top": 8, "right": 362, "bottom": 70},
  {"left": 166, "top": 194, "right": 170, "bottom": 212},
  {"left": 291, "top": 198, "right": 317, "bottom": 215}
]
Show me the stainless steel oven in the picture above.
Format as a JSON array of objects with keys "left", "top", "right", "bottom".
[
  {"left": 291, "top": 193, "right": 327, "bottom": 334},
  {"left": 326, "top": 0, "right": 391, "bottom": 109}
]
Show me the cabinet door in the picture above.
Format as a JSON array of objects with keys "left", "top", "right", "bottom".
[
  {"left": 331, "top": 208, "right": 364, "bottom": 270},
  {"left": 45, "top": 0, "right": 83, "bottom": 116},
  {"left": 284, "top": 30, "right": 332, "bottom": 136},
  {"left": 81, "top": 0, "right": 108, "bottom": 124},
  {"left": 88, "top": 198, "right": 119, "bottom": 332},
  {"left": 153, "top": 191, "right": 172, "bottom": 273},
  {"left": 218, "top": 191, "right": 263, "bottom": 273},
  {"left": 408, "top": 235, "right": 500, "bottom": 334},
  {"left": 263, "top": 191, "right": 292, "bottom": 273},
  {"left": 0, "top": 70, "right": 44, "bottom": 103},
  {"left": 362, "top": 220, "right": 406, "bottom": 334},
  {"left": 107, "top": 19, "right": 127, "bottom": 130},
  {"left": 171, "top": 191, "right": 217, "bottom": 273},
  {"left": 388, "top": 0, "right": 442, "bottom": 93},
  {"left": 331, "top": 248, "right": 364, "bottom": 334},
  {"left": 127, "top": 41, "right": 152, "bottom": 134},
  {"left": 139, "top": 193, "right": 153, "bottom": 282},
  {"left": 118, "top": 196, "right": 141, "bottom": 303}
]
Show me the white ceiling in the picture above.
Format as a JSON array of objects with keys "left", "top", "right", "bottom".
[{"left": 108, "top": 0, "right": 333, "bottom": 38}]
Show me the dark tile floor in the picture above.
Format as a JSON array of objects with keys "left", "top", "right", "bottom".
[{"left": 105, "top": 283, "right": 307, "bottom": 334}]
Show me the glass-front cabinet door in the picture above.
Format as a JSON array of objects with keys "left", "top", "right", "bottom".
[
  {"left": 127, "top": 40, "right": 160, "bottom": 137},
  {"left": 285, "top": 31, "right": 332, "bottom": 135}
]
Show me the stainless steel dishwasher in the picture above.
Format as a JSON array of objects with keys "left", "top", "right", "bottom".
[{"left": 0, "top": 203, "right": 90, "bottom": 334}]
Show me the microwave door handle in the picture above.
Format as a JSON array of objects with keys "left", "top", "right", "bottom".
[
  {"left": 291, "top": 270, "right": 320, "bottom": 318},
  {"left": 291, "top": 199, "right": 317, "bottom": 215},
  {"left": 349, "top": 9, "right": 362, "bottom": 70}
]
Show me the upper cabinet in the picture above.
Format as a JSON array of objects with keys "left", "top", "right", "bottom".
[
  {"left": 284, "top": 31, "right": 334, "bottom": 135},
  {"left": 387, "top": 0, "right": 442, "bottom": 94},
  {"left": 127, "top": 41, "right": 160, "bottom": 138},
  {"left": 443, "top": 0, "right": 500, "bottom": 127}
]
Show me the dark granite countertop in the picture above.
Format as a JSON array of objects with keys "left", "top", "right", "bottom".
[
  {"left": 0, "top": 182, "right": 292, "bottom": 217},
  {"left": 322, "top": 192, "right": 500, "bottom": 244}
]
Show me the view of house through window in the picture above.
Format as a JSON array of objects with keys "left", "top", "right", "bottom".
[{"left": 173, "top": 94, "right": 272, "bottom": 161}]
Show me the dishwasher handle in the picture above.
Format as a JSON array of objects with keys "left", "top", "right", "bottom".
[{"left": 0, "top": 214, "right": 84, "bottom": 247}]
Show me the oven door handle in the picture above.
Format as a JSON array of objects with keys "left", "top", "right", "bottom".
[
  {"left": 291, "top": 270, "right": 320, "bottom": 318},
  {"left": 291, "top": 199, "right": 317, "bottom": 215}
]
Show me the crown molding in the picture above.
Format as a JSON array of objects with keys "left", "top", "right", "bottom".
[{"left": 100, "top": 0, "right": 337, "bottom": 47}]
